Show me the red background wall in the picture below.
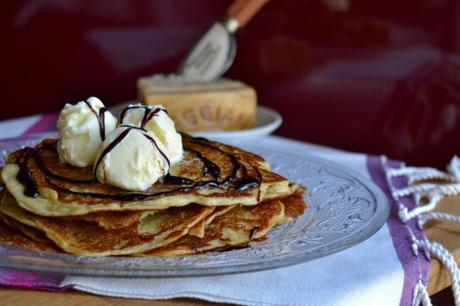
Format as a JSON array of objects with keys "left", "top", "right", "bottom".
[{"left": 2, "top": 0, "right": 460, "bottom": 167}]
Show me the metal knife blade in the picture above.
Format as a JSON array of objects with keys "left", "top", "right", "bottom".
[{"left": 177, "top": 22, "right": 236, "bottom": 82}]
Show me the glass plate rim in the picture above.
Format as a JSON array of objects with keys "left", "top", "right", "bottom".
[{"left": 0, "top": 133, "right": 390, "bottom": 277}]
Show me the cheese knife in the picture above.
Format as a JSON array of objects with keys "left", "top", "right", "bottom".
[{"left": 177, "top": 0, "right": 269, "bottom": 81}]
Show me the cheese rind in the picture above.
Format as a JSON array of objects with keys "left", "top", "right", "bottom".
[{"left": 137, "top": 75, "right": 256, "bottom": 132}]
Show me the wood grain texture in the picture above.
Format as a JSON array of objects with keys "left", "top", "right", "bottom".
[
  {"left": 0, "top": 289, "right": 227, "bottom": 306},
  {"left": 227, "top": 0, "right": 269, "bottom": 27},
  {"left": 425, "top": 195, "right": 460, "bottom": 295}
]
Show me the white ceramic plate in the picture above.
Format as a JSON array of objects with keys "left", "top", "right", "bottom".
[
  {"left": 110, "top": 102, "right": 283, "bottom": 141},
  {"left": 191, "top": 106, "right": 282, "bottom": 141}
]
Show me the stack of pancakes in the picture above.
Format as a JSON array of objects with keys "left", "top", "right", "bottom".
[{"left": 0, "top": 134, "right": 306, "bottom": 256}]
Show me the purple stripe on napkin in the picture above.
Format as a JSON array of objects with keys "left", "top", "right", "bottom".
[
  {"left": 0, "top": 268, "right": 65, "bottom": 291},
  {"left": 0, "top": 112, "right": 69, "bottom": 292},
  {"left": 367, "top": 156, "right": 430, "bottom": 306},
  {"left": 22, "top": 113, "right": 58, "bottom": 136}
]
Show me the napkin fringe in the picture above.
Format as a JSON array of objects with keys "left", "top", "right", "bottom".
[
  {"left": 385, "top": 156, "right": 460, "bottom": 306},
  {"left": 413, "top": 280, "right": 432, "bottom": 306}
]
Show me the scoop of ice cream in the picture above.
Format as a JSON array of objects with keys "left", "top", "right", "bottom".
[
  {"left": 57, "top": 97, "right": 117, "bottom": 167},
  {"left": 94, "top": 126, "right": 170, "bottom": 191},
  {"left": 119, "top": 104, "right": 183, "bottom": 164}
]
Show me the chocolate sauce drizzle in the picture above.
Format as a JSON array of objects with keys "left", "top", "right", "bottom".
[
  {"left": 15, "top": 135, "right": 260, "bottom": 201},
  {"left": 93, "top": 128, "right": 131, "bottom": 176},
  {"left": 141, "top": 130, "right": 171, "bottom": 168},
  {"left": 83, "top": 101, "right": 107, "bottom": 141},
  {"left": 16, "top": 148, "right": 39, "bottom": 198},
  {"left": 118, "top": 105, "right": 167, "bottom": 127},
  {"left": 141, "top": 107, "right": 162, "bottom": 129},
  {"left": 115, "top": 105, "right": 171, "bottom": 169},
  {"left": 111, "top": 125, "right": 171, "bottom": 169},
  {"left": 186, "top": 148, "right": 220, "bottom": 177},
  {"left": 36, "top": 143, "right": 95, "bottom": 184},
  {"left": 163, "top": 174, "right": 194, "bottom": 185},
  {"left": 91, "top": 125, "right": 172, "bottom": 184}
]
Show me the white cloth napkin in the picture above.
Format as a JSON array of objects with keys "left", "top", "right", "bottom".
[{"left": 62, "top": 137, "right": 407, "bottom": 306}]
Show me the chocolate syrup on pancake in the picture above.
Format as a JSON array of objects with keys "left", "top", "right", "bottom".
[
  {"left": 35, "top": 144, "right": 95, "bottom": 184},
  {"left": 15, "top": 148, "right": 39, "bottom": 198},
  {"left": 15, "top": 135, "right": 260, "bottom": 200},
  {"left": 186, "top": 148, "right": 220, "bottom": 177},
  {"left": 163, "top": 174, "right": 194, "bottom": 185},
  {"left": 234, "top": 176, "right": 259, "bottom": 191}
]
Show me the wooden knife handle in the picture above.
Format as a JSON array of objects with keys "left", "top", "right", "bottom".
[{"left": 227, "top": 0, "right": 269, "bottom": 28}]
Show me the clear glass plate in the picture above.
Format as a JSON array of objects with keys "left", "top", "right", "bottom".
[{"left": 0, "top": 133, "right": 389, "bottom": 277}]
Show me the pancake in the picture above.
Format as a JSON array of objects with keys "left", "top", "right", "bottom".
[
  {"left": 0, "top": 129, "right": 308, "bottom": 257},
  {"left": 188, "top": 205, "right": 237, "bottom": 238},
  {"left": 0, "top": 212, "right": 56, "bottom": 252},
  {"left": 0, "top": 191, "right": 215, "bottom": 256},
  {"left": 2, "top": 213, "right": 52, "bottom": 244},
  {"left": 143, "top": 191, "right": 307, "bottom": 256},
  {"left": 2, "top": 134, "right": 301, "bottom": 216},
  {"left": 283, "top": 190, "right": 309, "bottom": 220},
  {"left": 71, "top": 210, "right": 148, "bottom": 230}
]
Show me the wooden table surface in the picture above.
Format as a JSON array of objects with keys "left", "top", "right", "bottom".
[
  {"left": 425, "top": 195, "right": 460, "bottom": 294},
  {"left": 1, "top": 196, "right": 459, "bottom": 306}
]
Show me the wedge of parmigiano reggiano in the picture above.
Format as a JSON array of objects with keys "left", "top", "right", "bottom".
[{"left": 137, "top": 75, "right": 256, "bottom": 132}]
